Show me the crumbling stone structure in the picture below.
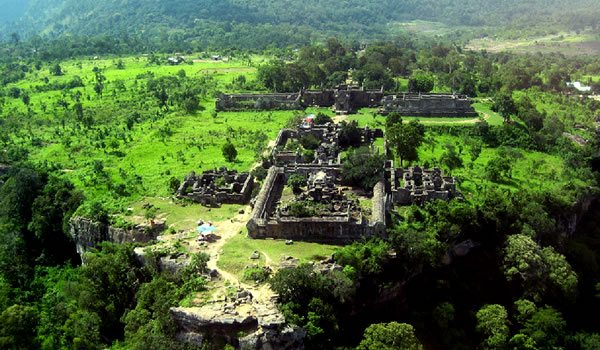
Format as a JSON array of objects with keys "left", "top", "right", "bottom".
[
  {"left": 333, "top": 85, "right": 384, "bottom": 114},
  {"left": 177, "top": 168, "right": 254, "bottom": 207},
  {"left": 269, "top": 122, "right": 382, "bottom": 167},
  {"left": 380, "top": 93, "right": 477, "bottom": 117},
  {"left": 217, "top": 87, "right": 477, "bottom": 117},
  {"left": 70, "top": 217, "right": 165, "bottom": 257},
  {"left": 216, "top": 93, "right": 302, "bottom": 111},
  {"left": 216, "top": 85, "right": 384, "bottom": 114},
  {"left": 387, "top": 163, "right": 457, "bottom": 205},
  {"left": 247, "top": 167, "right": 387, "bottom": 244}
]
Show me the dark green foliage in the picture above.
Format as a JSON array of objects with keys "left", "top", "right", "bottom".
[
  {"left": 476, "top": 304, "right": 509, "bottom": 349},
  {"left": 338, "top": 121, "right": 362, "bottom": 149},
  {"left": 439, "top": 143, "right": 463, "bottom": 171},
  {"left": 341, "top": 147, "right": 385, "bottom": 191},
  {"left": 354, "top": 63, "right": 395, "bottom": 90},
  {"left": 270, "top": 264, "right": 355, "bottom": 347},
  {"left": 222, "top": 140, "right": 238, "bottom": 162},
  {"left": 485, "top": 155, "right": 512, "bottom": 182},
  {"left": 79, "top": 243, "right": 144, "bottom": 339},
  {"left": 50, "top": 63, "right": 63, "bottom": 76},
  {"left": 28, "top": 176, "right": 83, "bottom": 265},
  {"left": 0, "top": 304, "right": 39, "bottom": 349},
  {"left": 493, "top": 89, "right": 517, "bottom": 122},
  {"left": 168, "top": 177, "right": 181, "bottom": 194},
  {"left": 243, "top": 267, "right": 271, "bottom": 283},
  {"left": 335, "top": 239, "right": 391, "bottom": 278},
  {"left": 387, "top": 119, "right": 425, "bottom": 166},
  {"left": 288, "top": 201, "right": 318, "bottom": 218},
  {"left": 358, "top": 322, "right": 423, "bottom": 350},
  {"left": 299, "top": 134, "right": 321, "bottom": 150},
  {"left": 314, "top": 113, "right": 333, "bottom": 125},
  {"left": 503, "top": 234, "right": 578, "bottom": 301},
  {"left": 287, "top": 174, "right": 307, "bottom": 194},
  {"left": 408, "top": 70, "right": 435, "bottom": 93}
]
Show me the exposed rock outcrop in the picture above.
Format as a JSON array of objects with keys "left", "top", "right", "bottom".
[
  {"left": 69, "top": 217, "right": 165, "bottom": 256},
  {"left": 171, "top": 288, "right": 304, "bottom": 350}
]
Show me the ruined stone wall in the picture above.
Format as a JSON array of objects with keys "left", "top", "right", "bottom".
[
  {"left": 216, "top": 93, "right": 303, "bottom": 111},
  {"left": 69, "top": 217, "right": 164, "bottom": 256},
  {"left": 302, "top": 90, "right": 335, "bottom": 107},
  {"left": 371, "top": 178, "right": 388, "bottom": 235},
  {"left": 250, "top": 167, "right": 285, "bottom": 221},
  {"left": 247, "top": 166, "right": 386, "bottom": 243},
  {"left": 251, "top": 217, "right": 374, "bottom": 244},
  {"left": 381, "top": 94, "right": 478, "bottom": 117}
]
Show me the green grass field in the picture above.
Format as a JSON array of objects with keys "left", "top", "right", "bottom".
[
  {"left": 1, "top": 54, "right": 300, "bottom": 218},
  {"left": 217, "top": 231, "right": 338, "bottom": 279},
  {"left": 414, "top": 133, "right": 593, "bottom": 204}
]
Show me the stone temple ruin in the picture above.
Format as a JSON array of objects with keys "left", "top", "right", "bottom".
[
  {"left": 247, "top": 166, "right": 387, "bottom": 244},
  {"left": 386, "top": 164, "right": 458, "bottom": 206},
  {"left": 217, "top": 85, "right": 477, "bottom": 117},
  {"left": 177, "top": 168, "right": 254, "bottom": 207},
  {"left": 247, "top": 118, "right": 459, "bottom": 243},
  {"left": 380, "top": 93, "right": 478, "bottom": 117},
  {"left": 269, "top": 121, "right": 382, "bottom": 167},
  {"left": 217, "top": 85, "right": 385, "bottom": 114},
  {"left": 246, "top": 118, "right": 387, "bottom": 243}
]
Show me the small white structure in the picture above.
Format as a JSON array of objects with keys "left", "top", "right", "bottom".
[{"left": 567, "top": 81, "right": 592, "bottom": 92}]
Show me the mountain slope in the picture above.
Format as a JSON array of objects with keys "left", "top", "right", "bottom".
[{"left": 1, "top": 0, "right": 599, "bottom": 48}]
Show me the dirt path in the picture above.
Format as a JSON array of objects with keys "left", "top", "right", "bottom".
[
  {"left": 416, "top": 113, "right": 490, "bottom": 124},
  {"left": 204, "top": 209, "right": 251, "bottom": 285},
  {"left": 332, "top": 114, "right": 348, "bottom": 124}
]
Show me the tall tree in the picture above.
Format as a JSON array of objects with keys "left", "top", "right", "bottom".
[
  {"left": 387, "top": 119, "right": 425, "bottom": 166},
  {"left": 358, "top": 322, "right": 424, "bottom": 350}
]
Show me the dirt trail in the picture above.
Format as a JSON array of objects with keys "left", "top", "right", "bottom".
[
  {"left": 332, "top": 114, "right": 348, "bottom": 124},
  {"left": 204, "top": 208, "right": 251, "bottom": 284}
]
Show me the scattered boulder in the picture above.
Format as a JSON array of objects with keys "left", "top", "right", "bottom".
[
  {"left": 250, "top": 251, "right": 260, "bottom": 260},
  {"left": 280, "top": 256, "right": 299, "bottom": 269}
]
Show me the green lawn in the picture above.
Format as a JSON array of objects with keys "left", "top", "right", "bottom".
[
  {"left": 217, "top": 231, "right": 338, "bottom": 279},
  {"left": 124, "top": 197, "right": 244, "bottom": 231}
]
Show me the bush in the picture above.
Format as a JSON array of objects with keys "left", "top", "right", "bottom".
[
  {"left": 288, "top": 174, "right": 307, "bottom": 194},
  {"left": 288, "top": 201, "right": 317, "bottom": 217},
  {"left": 314, "top": 112, "right": 333, "bottom": 125},
  {"left": 341, "top": 147, "right": 385, "bottom": 191},
  {"left": 299, "top": 134, "right": 321, "bottom": 150},
  {"left": 243, "top": 267, "right": 271, "bottom": 283},
  {"left": 222, "top": 141, "right": 238, "bottom": 162}
]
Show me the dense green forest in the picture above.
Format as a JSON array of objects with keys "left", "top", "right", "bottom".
[
  {"left": 1, "top": 0, "right": 600, "bottom": 52},
  {"left": 0, "top": 1, "right": 600, "bottom": 349},
  {"left": 1, "top": 31, "right": 600, "bottom": 347}
]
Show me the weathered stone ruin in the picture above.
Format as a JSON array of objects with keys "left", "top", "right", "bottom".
[
  {"left": 177, "top": 168, "right": 254, "bottom": 207},
  {"left": 380, "top": 93, "right": 478, "bottom": 117},
  {"left": 247, "top": 166, "right": 387, "bottom": 244},
  {"left": 332, "top": 85, "right": 384, "bottom": 114},
  {"left": 269, "top": 121, "right": 382, "bottom": 167},
  {"left": 216, "top": 93, "right": 303, "bottom": 111},
  {"left": 216, "top": 85, "right": 384, "bottom": 114},
  {"left": 217, "top": 86, "right": 477, "bottom": 117},
  {"left": 387, "top": 164, "right": 458, "bottom": 205}
]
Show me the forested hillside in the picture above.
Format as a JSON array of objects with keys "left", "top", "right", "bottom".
[{"left": 1, "top": 0, "right": 600, "bottom": 50}]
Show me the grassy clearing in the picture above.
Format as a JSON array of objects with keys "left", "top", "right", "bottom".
[
  {"left": 466, "top": 32, "right": 600, "bottom": 55},
  {"left": 2, "top": 54, "right": 299, "bottom": 217},
  {"left": 416, "top": 133, "right": 590, "bottom": 203},
  {"left": 217, "top": 231, "right": 338, "bottom": 279},
  {"left": 124, "top": 197, "right": 244, "bottom": 231}
]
